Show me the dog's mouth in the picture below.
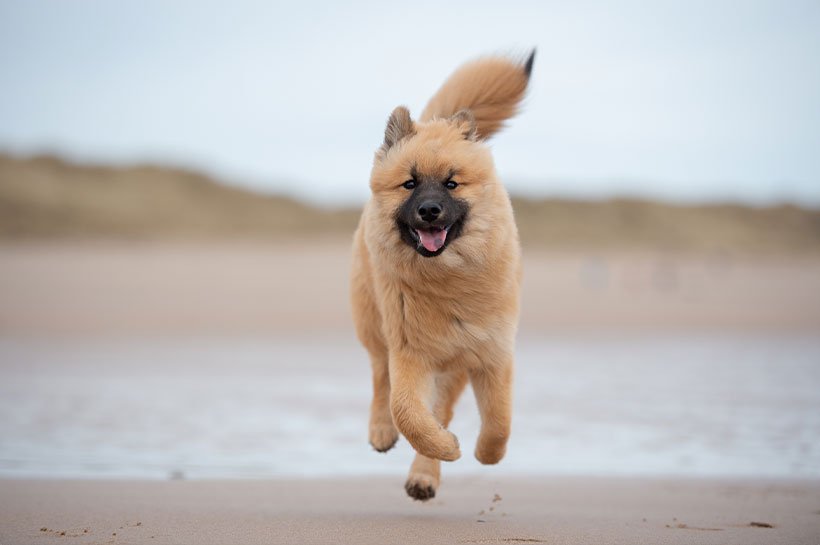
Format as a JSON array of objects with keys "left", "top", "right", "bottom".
[
  {"left": 400, "top": 219, "right": 464, "bottom": 258},
  {"left": 410, "top": 225, "right": 450, "bottom": 253}
]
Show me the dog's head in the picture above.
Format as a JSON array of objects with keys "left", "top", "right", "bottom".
[{"left": 368, "top": 107, "right": 503, "bottom": 259}]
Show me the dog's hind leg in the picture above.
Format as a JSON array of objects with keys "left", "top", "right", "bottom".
[
  {"left": 368, "top": 344, "right": 399, "bottom": 452},
  {"left": 405, "top": 369, "right": 468, "bottom": 501}
]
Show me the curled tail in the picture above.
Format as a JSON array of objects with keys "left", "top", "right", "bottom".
[{"left": 419, "top": 50, "right": 535, "bottom": 140}]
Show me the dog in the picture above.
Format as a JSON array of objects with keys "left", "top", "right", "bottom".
[{"left": 350, "top": 51, "right": 534, "bottom": 501}]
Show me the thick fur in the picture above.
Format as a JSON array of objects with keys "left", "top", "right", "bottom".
[
  {"left": 420, "top": 53, "right": 534, "bottom": 139},
  {"left": 351, "top": 52, "right": 533, "bottom": 501}
]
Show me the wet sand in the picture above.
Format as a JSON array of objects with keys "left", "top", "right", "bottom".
[
  {"left": 2, "top": 477, "right": 819, "bottom": 545},
  {"left": 2, "top": 335, "right": 819, "bottom": 479}
]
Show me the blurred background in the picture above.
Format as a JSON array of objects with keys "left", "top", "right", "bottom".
[{"left": 0, "top": 1, "right": 818, "bottom": 480}]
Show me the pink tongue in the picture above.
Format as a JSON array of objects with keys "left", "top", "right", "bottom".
[{"left": 417, "top": 229, "right": 447, "bottom": 252}]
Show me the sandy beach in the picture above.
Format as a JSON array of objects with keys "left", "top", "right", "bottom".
[
  {"left": 2, "top": 477, "right": 819, "bottom": 544},
  {"left": 1, "top": 242, "right": 819, "bottom": 544},
  {"left": 1, "top": 241, "right": 819, "bottom": 337}
]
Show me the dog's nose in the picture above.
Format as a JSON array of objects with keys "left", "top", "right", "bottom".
[{"left": 417, "top": 201, "right": 442, "bottom": 222}]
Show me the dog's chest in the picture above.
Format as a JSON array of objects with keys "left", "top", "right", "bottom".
[{"left": 393, "top": 287, "right": 495, "bottom": 364}]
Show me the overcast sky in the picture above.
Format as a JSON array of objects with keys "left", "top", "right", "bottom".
[{"left": 1, "top": 0, "right": 818, "bottom": 205}]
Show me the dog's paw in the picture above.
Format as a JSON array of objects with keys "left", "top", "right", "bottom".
[
  {"left": 369, "top": 422, "right": 399, "bottom": 453},
  {"left": 405, "top": 472, "right": 438, "bottom": 501},
  {"left": 438, "top": 431, "right": 462, "bottom": 462},
  {"left": 414, "top": 430, "right": 461, "bottom": 462},
  {"left": 475, "top": 433, "right": 508, "bottom": 465}
]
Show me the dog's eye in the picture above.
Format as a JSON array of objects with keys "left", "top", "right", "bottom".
[
  {"left": 402, "top": 180, "right": 416, "bottom": 190},
  {"left": 444, "top": 180, "right": 458, "bottom": 190}
]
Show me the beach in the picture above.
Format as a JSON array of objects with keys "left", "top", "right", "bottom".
[
  {"left": 1, "top": 242, "right": 819, "bottom": 544},
  {"left": 2, "top": 477, "right": 819, "bottom": 544},
  {"left": 2, "top": 241, "right": 819, "bottom": 337}
]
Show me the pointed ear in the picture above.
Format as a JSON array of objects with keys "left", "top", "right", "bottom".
[
  {"left": 383, "top": 106, "right": 415, "bottom": 151},
  {"left": 450, "top": 109, "right": 477, "bottom": 141}
]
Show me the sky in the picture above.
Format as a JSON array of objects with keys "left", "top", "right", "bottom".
[{"left": 1, "top": 0, "right": 818, "bottom": 206}]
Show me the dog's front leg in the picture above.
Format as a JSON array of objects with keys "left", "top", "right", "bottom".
[
  {"left": 389, "top": 354, "right": 461, "bottom": 462},
  {"left": 470, "top": 358, "right": 513, "bottom": 465}
]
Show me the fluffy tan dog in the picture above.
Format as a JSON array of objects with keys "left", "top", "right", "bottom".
[{"left": 350, "top": 51, "right": 534, "bottom": 501}]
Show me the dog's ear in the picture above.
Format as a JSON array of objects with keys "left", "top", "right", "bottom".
[
  {"left": 383, "top": 106, "right": 415, "bottom": 151},
  {"left": 450, "top": 109, "right": 477, "bottom": 141}
]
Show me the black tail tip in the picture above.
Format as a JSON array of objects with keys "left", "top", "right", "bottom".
[{"left": 524, "top": 48, "right": 536, "bottom": 79}]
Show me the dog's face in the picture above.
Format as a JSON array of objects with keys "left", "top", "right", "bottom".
[
  {"left": 369, "top": 107, "right": 502, "bottom": 259},
  {"left": 394, "top": 166, "right": 469, "bottom": 257}
]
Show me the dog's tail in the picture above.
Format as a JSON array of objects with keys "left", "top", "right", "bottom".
[{"left": 419, "top": 50, "right": 535, "bottom": 140}]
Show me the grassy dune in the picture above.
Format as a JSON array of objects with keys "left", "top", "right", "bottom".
[
  {"left": 0, "top": 154, "right": 359, "bottom": 240},
  {"left": 2, "top": 153, "right": 818, "bottom": 253},
  {"left": 514, "top": 198, "right": 820, "bottom": 253}
]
